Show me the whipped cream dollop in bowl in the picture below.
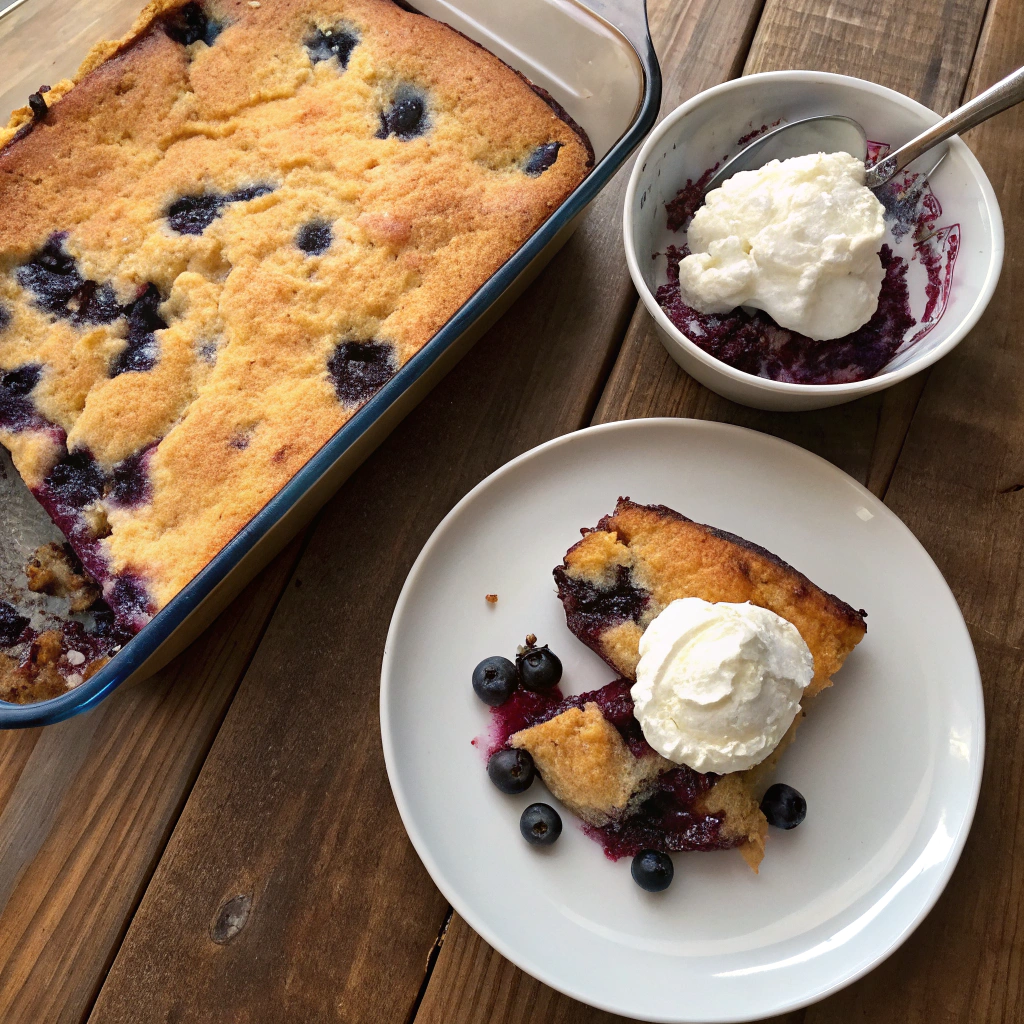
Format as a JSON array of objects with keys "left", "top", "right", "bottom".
[
  {"left": 623, "top": 71, "right": 1004, "bottom": 411},
  {"left": 631, "top": 598, "right": 813, "bottom": 774}
]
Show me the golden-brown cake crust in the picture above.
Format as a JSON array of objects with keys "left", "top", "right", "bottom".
[
  {"left": 510, "top": 703, "right": 673, "bottom": 827},
  {"left": 557, "top": 498, "right": 867, "bottom": 696},
  {"left": 0, "top": 0, "right": 591, "bottom": 616}
]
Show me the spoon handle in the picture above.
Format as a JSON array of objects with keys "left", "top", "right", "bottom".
[{"left": 866, "top": 64, "right": 1024, "bottom": 188}]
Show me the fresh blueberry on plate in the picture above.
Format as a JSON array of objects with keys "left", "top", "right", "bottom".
[
  {"left": 520, "top": 803, "right": 562, "bottom": 846},
  {"left": 631, "top": 849, "right": 674, "bottom": 892},
  {"left": 487, "top": 748, "right": 535, "bottom": 794},
  {"left": 760, "top": 783, "right": 807, "bottom": 829},
  {"left": 517, "top": 643, "right": 562, "bottom": 691},
  {"left": 472, "top": 655, "right": 517, "bottom": 706}
]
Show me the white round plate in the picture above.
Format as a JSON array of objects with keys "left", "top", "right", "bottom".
[{"left": 381, "top": 419, "right": 983, "bottom": 1022}]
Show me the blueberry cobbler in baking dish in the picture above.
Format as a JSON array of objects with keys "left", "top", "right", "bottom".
[
  {"left": 0, "top": 0, "right": 592, "bottom": 699},
  {"left": 473, "top": 499, "right": 866, "bottom": 889}
]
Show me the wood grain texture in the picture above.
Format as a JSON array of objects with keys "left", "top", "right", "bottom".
[
  {"left": 594, "top": 0, "right": 991, "bottom": 495},
  {"left": 85, "top": 114, "right": 648, "bottom": 1022},
  {"left": 0, "top": 537, "right": 304, "bottom": 1024}
]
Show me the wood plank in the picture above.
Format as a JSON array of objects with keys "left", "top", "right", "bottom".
[
  {"left": 0, "top": 537, "right": 304, "bottom": 1024},
  {"left": 798, "top": 0, "right": 1024, "bottom": 1016},
  {"left": 84, "top": 102, "right": 651, "bottom": 1023},
  {"left": 412, "top": 0, "right": 997, "bottom": 1022}
]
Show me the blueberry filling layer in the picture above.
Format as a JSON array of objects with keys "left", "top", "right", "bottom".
[
  {"left": 296, "top": 220, "right": 333, "bottom": 255},
  {"left": 553, "top": 562, "right": 649, "bottom": 648},
  {"left": 106, "top": 574, "right": 152, "bottom": 623},
  {"left": 305, "top": 26, "right": 358, "bottom": 68},
  {"left": 166, "top": 185, "right": 274, "bottom": 235},
  {"left": 485, "top": 679, "right": 732, "bottom": 859},
  {"left": 32, "top": 447, "right": 155, "bottom": 629},
  {"left": 327, "top": 340, "right": 397, "bottom": 404},
  {"left": 524, "top": 142, "right": 562, "bottom": 177},
  {"left": 656, "top": 242, "right": 915, "bottom": 385},
  {"left": 163, "top": 2, "right": 223, "bottom": 46},
  {"left": 44, "top": 450, "right": 105, "bottom": 509},
  {"left": 377, "top": 91, "right": 427, "bottom": 140}
]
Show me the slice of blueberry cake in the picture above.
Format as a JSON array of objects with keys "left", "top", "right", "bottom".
[
  {"left": 554, "top": 498, "right": 867, "bottom": 697},
  {"left": 0, "top": 0, "right": 592, "bottom": 643},
  {"left": 528, "top": 498, "right": 868, "bottom": 870}
]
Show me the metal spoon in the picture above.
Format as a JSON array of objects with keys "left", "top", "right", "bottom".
[{"left": 700, "top": 64, "right": 1024, "bottom": 198}]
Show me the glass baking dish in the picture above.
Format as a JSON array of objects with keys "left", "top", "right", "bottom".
[{"left": 0, "top": 0, "right": 660, "bottom": 726}]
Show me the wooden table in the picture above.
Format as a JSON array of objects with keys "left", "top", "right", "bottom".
[{"left": 2, "top": 0, "right": 1022, "bottom": 1019}]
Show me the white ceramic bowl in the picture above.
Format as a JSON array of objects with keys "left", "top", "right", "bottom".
[{"left": 623, "top": 71, "right": 1005, "bottom": 411}]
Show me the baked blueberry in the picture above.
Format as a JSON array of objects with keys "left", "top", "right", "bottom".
[
  {"left": 760, "top": 783, "right": 806, "bottom": 830},
  {"left": 516, "top": 643, "right": 562, "bottom": 692},
  {"left": 229, "top": 184, "right": 274, "bottom": 204},
  {"left": 631, "top": 849, "right": 674, "bottom": 892},
  {"left": 305, "top": 26, "right": 358, "bottom": 68},
  {"left": 0, "top": 304, "right": 10, "bottom": 333},
  {"left": 167, "top": 186, "right": 273, "bottom": 235},
  {"left": 16, "top": 234, "right": 86, "bottom": 317},
  {"left": 74, "top": 281, "right": 122, "bottom": 325},
  {"left": 524, "top": 142, "right": 562, "bottom": 177},
  {"left": 167, "top": 193, "right": 225, "bottom": 235},
  {"left": 520, "top": 803, "right": 562, "bottom": 845},
  {"left": 110, "top": 446, "right": 153, "bottom": 506},
  {"left": 296, "top": 220, "right": 332, "bottom": 255},
  {"left": 111, "top": 285, "right": 165, "bottom": 376},
  {"left": 377, "top": 91, "right": 427, "bottom": 140},
  {"left": 0, "top": 601, "right": 30, "bottom": 647},
  {"left": 487, "top": 748, "right": 535, "bottom": 794},
  {"left": 0, "top": 364, "right": 42, "bottom": 431},
  {"left": 472, "top": 655, "right": 517, "bottom": 706},
  {"left": 44, "top": 450, "right": 105, "bottom": 509},
  {"left": 164, "top": 2, "right": 222, "bottom": 46},
  {"left": 327, "top": 340, "right": 396, "bottom": 404}
]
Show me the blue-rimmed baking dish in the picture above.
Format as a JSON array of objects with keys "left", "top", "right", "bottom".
[{"left": 0, "top": 0, "right": 660, "bottom": 726}]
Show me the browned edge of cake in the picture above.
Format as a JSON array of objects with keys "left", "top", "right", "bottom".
[{"left": 1, "top": 0, "right": 595, "bottom": 169}]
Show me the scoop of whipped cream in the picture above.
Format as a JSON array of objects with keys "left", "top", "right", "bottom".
[
  {"left": 677, "top": 151, "right": 886, "bottom": 341},
  {"left": 630, "top": 598, "right": 813, "bottom": 774}
]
